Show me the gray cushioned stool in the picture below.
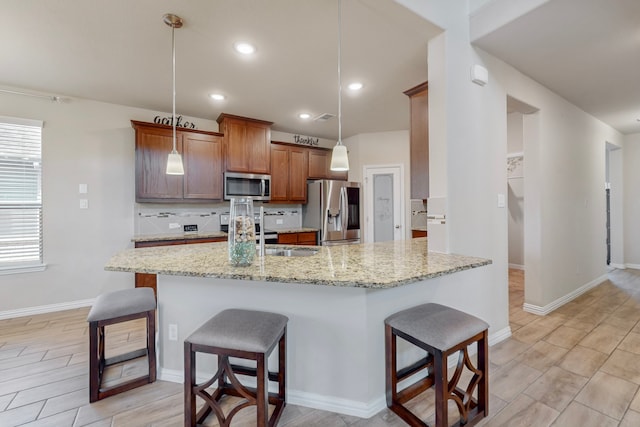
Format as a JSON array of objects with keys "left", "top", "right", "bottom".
[
  {"left": 184, "top": 308, "right": 288, "bottom": 427},
  {"left": 86, "top": 287, "right": 156, "bottom": 402},
  {"left": 385, "top": 303, "right": 489, "bottom": 427}
]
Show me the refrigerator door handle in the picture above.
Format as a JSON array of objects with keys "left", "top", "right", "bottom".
[{"left": 340, "top": 186, "right": 348, "bottom": 233}]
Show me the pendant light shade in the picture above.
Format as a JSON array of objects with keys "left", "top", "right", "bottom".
[
  {"left": 330, "top": 0, "right": 349, "bottom": 172},
  {"left": 330, "top": 144, "right": 349, "bottom": 171},
  {"left": 164, "top": 13, "right": 185, "bottom": 176}
]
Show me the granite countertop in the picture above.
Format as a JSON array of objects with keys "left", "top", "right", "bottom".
[
  {"left": 132, "top": 231, "right": 227, "bottom": 243},
  {"left": 106, "top": 238, "right": 491, "bottom": 289},
  {"left": 274, "top": 228, "right": 318, "bottom": 234}
]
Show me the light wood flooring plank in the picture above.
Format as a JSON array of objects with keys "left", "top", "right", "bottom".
[
  {"left": 19, "top": 408, "right": 78, "bottom": 427},
  {"left": 39, "top": 387, "right": 88, "bottom": 419},
  {"left": 0, "top": 400, "right": 44, "bottom": 427},
  {"left": 8, "top": 374, "right": 86, "bottom": 409}
]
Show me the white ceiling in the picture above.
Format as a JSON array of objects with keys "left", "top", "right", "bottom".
[
  {"left": 473, "top": 0, "right": 640, "bottom": 135},
  {"left": 0, "top": 0, "right": 439, "bottom": 140},
  {"left": 3, "top": 1, "right": 638, "bottom": 139}
]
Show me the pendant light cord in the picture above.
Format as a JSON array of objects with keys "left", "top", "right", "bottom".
[
  {"left": 171, "top": 23, "right": 177, "bottom": 152},
  {"left": 337, "top": 0, "right": 342, "bottom": 146}
]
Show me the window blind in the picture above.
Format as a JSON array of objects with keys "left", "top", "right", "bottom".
[{"left": 0, "top": 116, "right": 43, "bottom": 271}]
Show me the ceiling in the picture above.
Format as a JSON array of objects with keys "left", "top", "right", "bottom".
[
  {"left": 473, "top": 0, "right": 640, "bottom": 135},
  {"left": 0, "top": 0, "right": 440, "bottom": 140},
  {"left": 2, "top": 1, "right": 639, "bottom": 139}
]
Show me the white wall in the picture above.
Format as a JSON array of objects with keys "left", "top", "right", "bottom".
[
  {"left": 344, "top": 130, "right": 412, "bottom": 241},
  {"left": 0, "top": 90, "right": 218, "bottom": 313},
  {"left": 398, "top": 0, "right": 623, "bottom": 316},
  {"left": 624, "top": 134, "right": 640, "bottom": 267}
]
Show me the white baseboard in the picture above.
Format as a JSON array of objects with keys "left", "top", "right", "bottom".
[
  {"left": 626, "top": 264, "right": 640, "bottom": 270},
  {"left": 508, "top": 264, "right": 525, "bottom": 271},
  {"left": 159, "top": 367, "right": 384, "bottom": 418},
  {"left": 159, "top": 325, "right": 512, "bottom": 419},
  {"left": 522, "top": 274, "right": 608, "bottom": 316},
  {"left": 609, "top": 263, "right": 626, "bottom": 270},
  {"left": 0, "top": 298, "right": 95, "bottom": 320}
]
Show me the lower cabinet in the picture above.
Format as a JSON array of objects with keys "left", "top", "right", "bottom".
[
  {"left": 411, "top": 230, "right": 427, "bottom": 238},
  {"left": 277, "top": 231, "right": 318, "bottom": 246},
  {"left": 134, "top": 237, "right": 226, "bottom": 295}
]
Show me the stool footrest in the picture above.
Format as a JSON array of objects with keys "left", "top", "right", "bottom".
[
  {"left": 229, "top": 363, "right": 280, "bottom": 383},
  {"left": 396, "top": 355, "right": 432, "bottom": 383},
  {"left": 104, "top": 348, "right": 148, "bottom": 367},
  {"left": 96, "top": 375, "right": 154, "bottom": 400}
]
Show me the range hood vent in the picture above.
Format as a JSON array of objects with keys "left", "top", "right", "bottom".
[{"left": 314, "top": 113, "right": 335, "bottom": 122}]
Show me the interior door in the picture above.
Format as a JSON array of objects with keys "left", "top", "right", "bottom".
[{"left": 364, "top": 165, "right": 404, "bottom": 243}]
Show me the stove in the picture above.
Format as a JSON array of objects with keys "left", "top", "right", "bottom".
[{"left": 219, "top": 213, "right": 278, "bottom": 244}]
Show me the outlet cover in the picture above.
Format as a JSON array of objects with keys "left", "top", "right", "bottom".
[{"left": 169, "top": 324, "right": 178, "bottom": 341}]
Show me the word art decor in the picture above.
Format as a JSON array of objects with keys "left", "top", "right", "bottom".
[
  {"left": 153, "top": 115, "right": 197, "bottom": 129},
  {"left": 293, "top": 135, "right": 319, "bottom": 146}
]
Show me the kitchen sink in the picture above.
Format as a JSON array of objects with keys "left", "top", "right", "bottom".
[{"left": 264, "top": 247, "right": 318, "bottom": 257}]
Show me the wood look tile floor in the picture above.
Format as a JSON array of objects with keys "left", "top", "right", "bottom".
[{"left": 2, "top": 268, "right": 640, "bottom": 426}]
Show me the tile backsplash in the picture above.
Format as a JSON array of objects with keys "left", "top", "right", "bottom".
[{"left": 134, "top": 203, "right": 303, "bottom": 236}]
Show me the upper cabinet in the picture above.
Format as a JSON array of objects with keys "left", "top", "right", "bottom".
[
  {"left": 404, "top": 81, "right": 429, "bottom": 200},
  {"left": 307, "top": 147, "right": 348, "bottom": 181},
  {"left": 217, "top": 113, "right": 273, "bottom": 174},
  {"left": 270, "top": 143, "right": 308, "bottom": 203},
  {"left": 132, "top": 121, "right": 224, "bottom": 202}
]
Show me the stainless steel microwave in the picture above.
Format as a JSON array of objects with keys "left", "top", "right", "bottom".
[{"left": 224, "top": 172, "right": 271, "bottom": 201}]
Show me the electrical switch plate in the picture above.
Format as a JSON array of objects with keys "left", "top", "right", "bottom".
[
  {"left": 276, "top": 219, "right": 284, "bottom": 225},
  {"left": 169, "top": 223, "right": 180, "bottom": 229},
  {"left": 79, "top": 184, "right": 87, "bottom": 194},
  {"left": 497, "top": 193, "right": 506, "bottom": 208},
  {"left": 168, "top": 324, "right": 178, "bottom": 341},
  {"left": 79, "top": 199, "right": 89, "bottom": 209}
]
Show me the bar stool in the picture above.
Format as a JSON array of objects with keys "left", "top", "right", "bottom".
[
  {"left": 385, "top": 303, "right": 489, "bottom": 427},
  {"left": 86, "top": 287, "right": 157, "bottom": 402},
  {"left": 184, "top": 308, "right": 288, "bottom": 427}
]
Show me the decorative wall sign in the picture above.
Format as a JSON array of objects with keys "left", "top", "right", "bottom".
[
  {"left": 293, "top": 134, "right": 320, "bottom": 147},
  {"left": 153, "top": 115, "right": 196, "bottom": 129}
]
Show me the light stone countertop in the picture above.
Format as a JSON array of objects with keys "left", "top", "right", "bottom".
[
  {"left": 132, "top": 231, "right": 227, "bottom": 243},
  {"left": 105, "top": 238, "right": 491, "bottom": 289}
]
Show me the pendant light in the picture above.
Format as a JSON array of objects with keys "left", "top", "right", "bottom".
[
  {"left": 330, "top": 0, "right": 349, "bottom": 172},
  {"left": 164, "top": 13, "right": 185, "bottom": 175}
]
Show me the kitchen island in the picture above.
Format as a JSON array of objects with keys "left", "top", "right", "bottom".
[{"left": 105, "top": 238, "right": 494, "bottom": 417}]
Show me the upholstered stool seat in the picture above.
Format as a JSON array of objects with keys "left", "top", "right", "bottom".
[
  {"left": 184, "top": 308, "right": 288, "bottom": 427},
  {"left": 385, "top": 303, "right": 489, "bottom": 427},
  {"left": 87, "top": 287, "right": 156, "bottom": 402}
]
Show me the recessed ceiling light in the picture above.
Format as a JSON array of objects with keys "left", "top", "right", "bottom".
[
  {"left": 209, "top": 93, "right": 225, "bottom": 101},
  {"left": 348, "top": 82, "right": 363, "bottom": 91},
  {"left": 298, "top": 113, "right": 311, "bottom": 120},
  {"left": 234, "top": 42, "right": 256, "bottom": 55}
]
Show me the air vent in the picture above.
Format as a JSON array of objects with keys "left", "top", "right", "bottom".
[{"left": 314, "top": 113, "right": 335, "bottom": 122}]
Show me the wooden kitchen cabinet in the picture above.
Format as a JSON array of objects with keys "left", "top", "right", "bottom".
[
  {"left": 217, "top": 113, "right": 273, "bottom": 174},
  {"left": 277, "top": 231, "right": 317, "bottom": 246},
  {"left": 270, "top": 142, "right": 308, "bottom": 203},
  {"left": 404, "top": 81, "right": 429, "bottom": 200},
  {"left": 307, "top": 147, "right": 347, "bottom": 181},
  {"left": 132, "top": 121, "right": 223, "bottom": 202}
]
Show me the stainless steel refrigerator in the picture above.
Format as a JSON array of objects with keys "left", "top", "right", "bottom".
[{"left": 303, "top": 180, "right": 361, "bottom": 245}]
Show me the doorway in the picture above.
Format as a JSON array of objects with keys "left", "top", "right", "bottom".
[{"left": 363, "top": 165, "right": 404, "bottom": 243}]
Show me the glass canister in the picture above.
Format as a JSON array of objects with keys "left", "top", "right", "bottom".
[{"left": 228, "top": 197, "right": 256, "bottom": 266}]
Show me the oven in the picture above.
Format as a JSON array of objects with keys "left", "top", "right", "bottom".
[{"left": 220, "top": 213, "right": 278, "bottom": 244}]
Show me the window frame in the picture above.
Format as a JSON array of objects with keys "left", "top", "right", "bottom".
[{"left": 0, "top": 115, "right": 46, "bottom": 275}]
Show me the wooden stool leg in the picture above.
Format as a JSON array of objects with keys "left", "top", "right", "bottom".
[
  {"left": 434, "top": 349, "right": 447, "bottom": 427},
  {"left": 256, "top": 353, "right": 268, "bottom": 427},
  {"left": 147, "top": 310, "right": 156, "bottom": 382},
  {"left": 385, "top": 324, "right": 397, "bottom": 408},
  {"left": 89, "top": 321, "right": 99, "bottom": 403},
  {"left": 478, "top": 330, "right": 489, "bottom": 417},
  {"left": 184, "top": 342, "right": 196, "bottom": 427},
  {"left": 278, "top": 331, "right": 286, "bottom": 402}
]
